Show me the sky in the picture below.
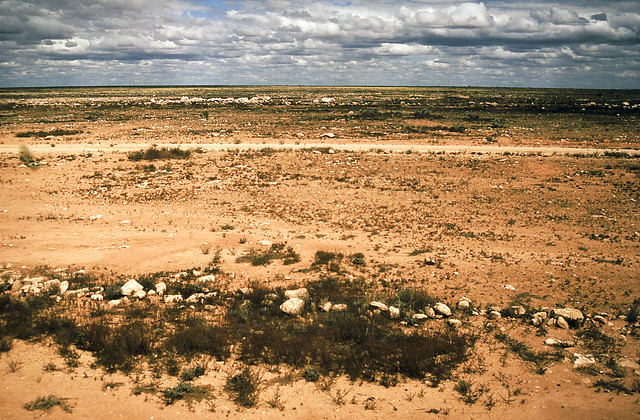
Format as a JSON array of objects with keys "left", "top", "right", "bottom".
[{"left": 0, "top": 0, "right": 639, "bottom": 88}]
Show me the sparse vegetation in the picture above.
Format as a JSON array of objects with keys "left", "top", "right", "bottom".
[
  {"left": 225, "top": 366, "right": 263, "bottom": 407},
  {"left": 128, "top": 147, "right": 191, "bottom": 161},
  {"left": 24, "top": 395, "right": 73, "bottom": 413}
]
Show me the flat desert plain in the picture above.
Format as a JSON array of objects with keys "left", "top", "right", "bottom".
[{"left": 0, "top": 87, "right": 639, "bottom": 419}]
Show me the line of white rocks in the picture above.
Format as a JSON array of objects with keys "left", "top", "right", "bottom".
[{"left": 5, "top": 269, "right": 639, "bottom": 372}]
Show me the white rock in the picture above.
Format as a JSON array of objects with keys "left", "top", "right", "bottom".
[
  {"left": 489, "top": 310, "right": 502, "bottom": 319},
  {"left": 198, "top": 275, "right": 216, "bottom": 283},
  {"left": 551, "top": 308, "right": 584, "bottom": 326},
  {"left": 557, "top": 316, "right": 570, "bottom": 329},
  {"left": 59, "top": 280, "right": 69, "bottom": 294},
  {"left": 321, "top": 302, "right": 333, "bottom": 312},
  {"left": 509, "top": 306, "right": 526, "bottom": 317},
  {"left": 370, "top": 301, "right": 388, "bottom": 312},
  {"left": 532, "top": 311, "right": 548, "bottom": 326},
  {"left": 90, "top": 293, "right": 103, "bottom": 301},
  {"left": 447, "top": 319, "right": 462, "bottom": 327},
  {"left": 434, "top": 302, "right": 452, "bottom": 317},
  {"left": 280, "top": 298, "right": 305, "bottom": 316},
  {"left": 592, "top": 315, "right": 607, "bottom": 325},
  {"left": 155, "top": 281, "right": 167, "bottom": 295},
  {"left": 121, "top": 279, "right": 143, "bottom": 296},
  {"left": 425, "top": 307, "right": 436, "bottom": 318},
  {"left": 573, "top": 353, "right": 596, "bottom": 369},
  {"left": 457, "top": 299, "right": 471, "bottom": 310},
  {"left": 320, "top": 132, "right": 335, "bottom": 138},
  {"left": 164, "top": 294, "right": 183, "bottom": 303},
  {"left": 412, "top": 313, "right": 429, "bottom": 321},
  {"left": 186, "top": 293, "right": 206, "bottom": 303},
  {"left": 285, "top": 287, "right": 309, "bottom": 301},
  {"left": 133, "top": 289, "right": 146, "bottom": 299},
  {"left": 618, "top": 359, "right": 640, "bottom": 370},
  {"left": 332, "top": 303, "right": 347, "bottom": 312},
  {"left": 107, "top": 299, "right": 121, "bottom": 308},
  {"left": 147, "top": 290, "right": 157, "bottom": 296},
  {"left": 42, "top": 279, "right": 61, "bottom": 293},
  {"left": 389, "top": 306, "right": 401, "bottom": 319},
  {"left": 258, "top": 240, "right": 273, "bottom": 246},
  {"left": 545, "top": 338, "right": 574, "bottom": 347}
]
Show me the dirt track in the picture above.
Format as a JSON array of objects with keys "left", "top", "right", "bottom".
[{"left": 2, "top": 142, "right": 640, "bottom": 156}]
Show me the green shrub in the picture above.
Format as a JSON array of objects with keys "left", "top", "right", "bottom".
[
  {"left": 164, "top": 382, "right": 210, "bottom": 405},
  {"left": 24, "top": 395, "right": 73, "bottom": 413},
  {"left": 16, "top": 129, "right": 82, "bottom": 138},
  {"left": 225, "top": 367, "right": 263, "bottom": 407},
  {"left": 128, "top": 147, "right": 191, "bottom": 161},
  {"left": 180, "top": 364, "right": 206, "bottom": 381}
]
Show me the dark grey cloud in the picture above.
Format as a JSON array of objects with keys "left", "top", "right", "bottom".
[{"left": 0, "top": 0, "right": 638, "bottom": 87}]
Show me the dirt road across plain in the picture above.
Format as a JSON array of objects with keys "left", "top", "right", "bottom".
[{"left": 1, "top": 142, "right": 639, "bottom": 156}]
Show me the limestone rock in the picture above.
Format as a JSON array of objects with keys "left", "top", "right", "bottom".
[
  {"left": 321, "top": 302, "right": 333, "bottom": 312},
  {"left": 545, "top": 338, "right": 575, "bottom": 348},
  {"left": 488, "top": 310, "right": 502, "bottom": 319},
  {"left": 551, "top": 308, "right": 584, "bottom": 327},
  {"left": 133, "top": 289, "right": 146, "bottom": 299},
  {"left": 448, "top": 319, "right": 462, "bottom": 327},
  {"left": 592, "top": 315, "right": 607, "bottom": 325},
  {"left": 370, "top": 301, "right": 388, "bottom": 312},
  {"left": 42, "top": 279, "right": 61, "bottom": 293},
  {"left": 155, "top": 282, "right": 167, "bottom": 296},
  {"left": 332, "top": 304, "right": 347, "bottom": 312},
  {"left": 557, "top": 316, "right": 570, "bottom": 329},
  {"left": 425, "top": 307, "right": 436, "bottom": 318},
  {"left": 389, "top": 306, "right": 401, "bottom": 319},
  {"left": 186, "top": 293, "right": 206, "bottom": 303},
  {"left": 434, "top": 302, "right": 452, "bottom": 317},
  {"left": 412, "top": 313, "right": 429, "bottom": 321},
  {"left": 618, "top": 359, "right": 640, "bottom": 370},
  {"left": 59, "top": 280, "right": 69, "bottom": 294},
  {"left": 280, "top": 298, "right": 305, "bottom": 316},
  {"left": 457, "top": 298, "right": 471, "bottom": 310},
  {"left": 10, "top": 279, "right": 23, "bottom": 293},
  {"left": 90, "top": 293, "right": 103, "bottom": 301},
  {"left": 509, "top": 306, "right": 526, "bottom": 317},
  {"left": 107, "top": 299, "right": 121, "bottom": 308},
  {"left": 285, "top": 287, "right": 309, "bottom": 301},
  {"left": 532, "top": 311, "right": 548, "bottom": 326},
  {"left": 121, "top": 279, "right": 144, "bottom": 296},
  {"left": 573, "top": 353, "right": 596, "bottom": 369},
  {"left": 198, "top": 275, "right": 216, "bottom": 283},
  {"left": 164, "top": 294, "right": 183, "bottom": 303}
]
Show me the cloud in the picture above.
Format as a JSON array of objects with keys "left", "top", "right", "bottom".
[{"left": 0, "top": 0, "right": 638, "bottom": 88}]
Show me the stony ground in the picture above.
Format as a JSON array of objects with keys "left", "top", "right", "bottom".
[{"left": 0, "top": 87, "right": 639, "bottom": 418}]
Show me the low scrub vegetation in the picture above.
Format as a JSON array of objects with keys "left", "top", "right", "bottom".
[
  {"left": 16, "top": 128, "right": 83, "bottom": 138},
  {"left": 128, "top": 146, "right": 191, "bottom": 161}
]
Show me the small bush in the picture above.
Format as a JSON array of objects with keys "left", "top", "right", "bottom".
[
  {"left": 16, "top": 129, "right": 82, "bottom": 138},
  {"left": 128, "top": 147, "right": 191, "bottom": 161},
  {"left": 19, "top": 145, "right": 37, "bottom": 168},
  {"left": 24, "top": 395, "right": 73, "bottom": 413},
  {"left": 495, "top": 332, "right": 563, "bottom": 374},
  {"left": 164, "top": 382, "right": 210, "bottom": 405},
  {"left": 303, "top": 367, "right": 321, "bottom": 382},
  {"left": 236, "top": 243, "right": 300, "bottom": 266},
  {"left": 180, "top": 364, "right": 206, "bottom": 382},
  {"left": 576, "top": 326, "right": 617, "bottom": 355},
  {"left": 627, "top": 298, "right": 640, "bottom": 323},
  {"left": 225, "top": 367, "right": 263, "bottom": 407}
]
